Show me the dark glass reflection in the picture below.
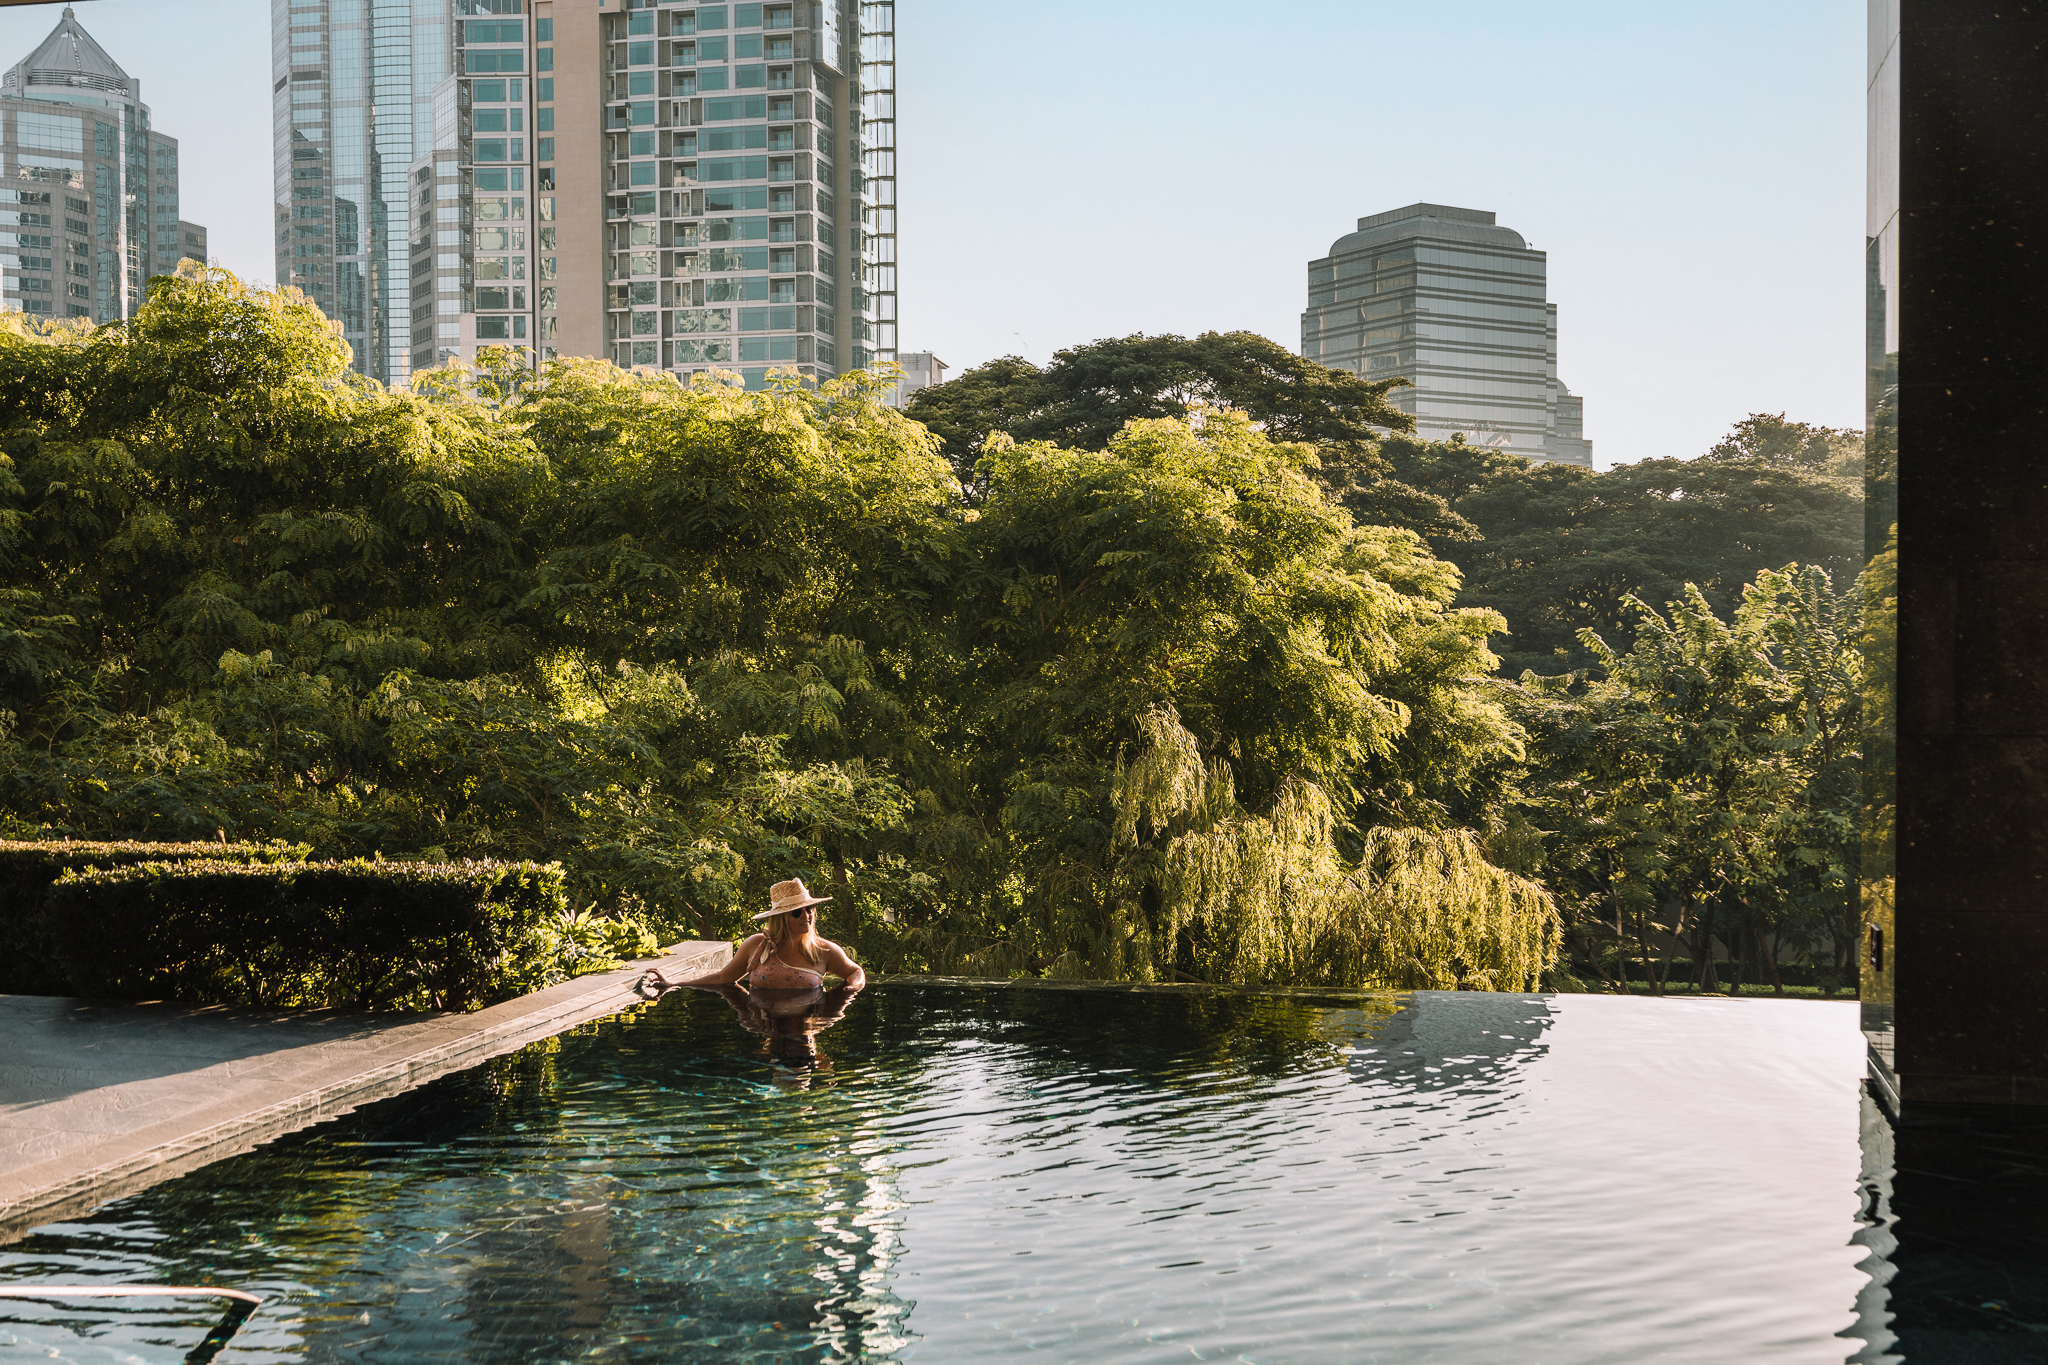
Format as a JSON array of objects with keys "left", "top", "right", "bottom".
[{"left": 1860, "top": 0, "right": 1900, "bottom": 1094}]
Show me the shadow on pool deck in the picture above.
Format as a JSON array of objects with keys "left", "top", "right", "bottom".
[{"left": 0, "top": 940, "right": 729, "bottom": 1242}]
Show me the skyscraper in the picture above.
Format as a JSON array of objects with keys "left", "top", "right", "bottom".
[
  {"left": 1302, "top": 203, "right": 1593, "bottom": 468},
  {"left": 274, "top": 0, "right": 453, "bottom": 386},
  {"left": 0, "top": 6, "right": 203, "bottom": 324},
  {"left": 281, "top": 0, "right": 894, "bottom": 389}
]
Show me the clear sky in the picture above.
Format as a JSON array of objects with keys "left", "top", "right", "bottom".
[{"left": 2, "top": 1, "right": 1863, "bottom": 467}]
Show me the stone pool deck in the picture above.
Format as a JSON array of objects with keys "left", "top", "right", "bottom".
[{"left": 0, "top": 941, "right": 730, "bottom": 1241}]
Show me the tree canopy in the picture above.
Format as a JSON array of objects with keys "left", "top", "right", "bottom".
[
  {"left": 905, "top": 332, "right": 1476, "bottom": 540},
  {"left": 0, "top": 268, "right": 1554, "bottom": 990},
  {"left": 0, "top": 271, "right": 1877, "bottom": 998},
  {"left": 1383, "top": 424, "right": 1863, "bottom": 675}
]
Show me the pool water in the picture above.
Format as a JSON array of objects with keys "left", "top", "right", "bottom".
[{"left": 0, "top": 983, "right": 1877, "bottom": 1364}]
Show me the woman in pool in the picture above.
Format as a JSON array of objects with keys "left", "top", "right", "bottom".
[{"left": 641, "top": 877, "right": 866, "bottom": 993}]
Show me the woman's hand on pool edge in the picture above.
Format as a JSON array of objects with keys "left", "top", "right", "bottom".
[{"left": 644, "top": 935, "right": 766, "bottom": 992}]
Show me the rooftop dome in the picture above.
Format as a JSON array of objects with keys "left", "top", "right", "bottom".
[
  {"left": 1325, "top": 203, "right": 1528, "bottom": 259},
  {"left": 2, "top": 6, "right": 133, "bottom": 99}
]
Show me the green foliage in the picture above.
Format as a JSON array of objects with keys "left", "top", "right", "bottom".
[
  {"left": 0, "top": 836, "right": 309, "bottom": 992},
  {"left": 547, "top": 902, "right": 663, "bottom": 977},
  {"left": 1384, "top": 421, "right": 1864, "bottom": 675},
  {"left": 883, "top": 415, "right": 1545, "bottom": 982},
  {"left": 904, "top": 332, "right": 1474, "bottom": 540},
  {"left": 1512, "top": 564, "right": 1863, "bottom": 994},
  {"left": 1702, "top": 412, "right": 1864, "bottom": 480},
  {"left": 38, "top": 857, "right": 570, "bottom": 1010},
  {"left": 0, "top": 270, "right": 1631, "bottom": 997}
]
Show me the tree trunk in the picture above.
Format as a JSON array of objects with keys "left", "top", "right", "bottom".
[
  {"left": 1654, "top": 897, "right": 1687, "bottom": 994},
  {"left": 1724, "top": 904, "right": 1746, "bottom": 995},
  {"left": 1693, "top": 916, "right": 1720, "bottom": 993},
  {"left": 1632, "top": 906, "right": 1659, "bottom": 996}
]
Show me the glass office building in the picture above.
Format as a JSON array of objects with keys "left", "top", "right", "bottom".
[
  {"left": 287, "top": 0, "right": 894, "bottom": 389},
  {"left": 1303, "top": 203, "right": 1592, "bottom": 467},
  {"left": 0, "top": 6, "right": 204, "bottom": 324},
  {"left": 274, "top": 0, "right": 452, "bottom": 386}
]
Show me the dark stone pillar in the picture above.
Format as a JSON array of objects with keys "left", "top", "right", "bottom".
[{"left": 1892, "top": 3, "right": 2048, "bottom": 1105}]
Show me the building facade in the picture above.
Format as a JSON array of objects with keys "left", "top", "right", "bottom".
[
  {"left": 0, "top": 6, "right": 202, "bottom": 324},
  {"left": 888, "top": 349, "right": 942, "bottom": 406},
  {"left": 1302, "top": 203, "right": 1592, "bottom": 468},
  {"left": 282, "top": 0, "right": 894, "bottom": 390},
  {"left": 273, "top": 0, "right": 453, "bottom": 387}
]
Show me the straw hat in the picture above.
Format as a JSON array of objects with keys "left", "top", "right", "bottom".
[{"left": 754, "top": 877, "right": 833, "bottom": 921}]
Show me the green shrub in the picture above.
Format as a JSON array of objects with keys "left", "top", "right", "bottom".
[
  {"left": 40, "top": 858, "right": 571, "bottom": 1011},
  {"left": 0, "top": 839, "right": 308, "bottom": 993},
  {"left": 543, "top": 905, "right": 665, "bottom": 978}
]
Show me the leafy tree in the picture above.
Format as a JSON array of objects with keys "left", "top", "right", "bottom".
[
  {"left": 1512, "top": 565, "right": 1860, "bottom": 994},
  {"left": 1702, "top": 412, "right": 1863, "bottom": 481},
  {"left": 1385, "top": 424, "right": 1864, "bottom": 675},
  {"left": 0, "top": 268, "right": 1554, "bottom": 990},
  {"left": 889, "top": 413, "right": 1549, "bottom": 982},
  {"left": 905, "top": 332, "right": 1474, "bottom": 539}
]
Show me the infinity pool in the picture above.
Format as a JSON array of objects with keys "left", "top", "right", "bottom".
[{"left": 0, "top": 982, "right": 1876, "bottom": 1363}]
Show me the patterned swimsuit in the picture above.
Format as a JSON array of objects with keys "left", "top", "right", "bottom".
[{"left": 750, "top": 938, "right": 824, "bottom": 990}]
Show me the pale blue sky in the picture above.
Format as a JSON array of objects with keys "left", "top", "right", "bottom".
[{"left": 4, "top": 1, "right": 1863, "bottom": 465}]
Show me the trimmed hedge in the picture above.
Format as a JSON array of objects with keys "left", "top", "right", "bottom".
[
  {"left": 0, "top": 839, "right": 308, "bottom": 994},
  {"left": 39, "top": 858, "right": 571, "bottom": 1011}
]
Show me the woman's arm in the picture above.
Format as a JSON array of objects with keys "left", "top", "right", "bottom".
[
  {"left": 817, "top": 939, "right": 866, "bottom": 991},
  {"left": 647, "top": 934, "right": 760, "bottom": 990}
]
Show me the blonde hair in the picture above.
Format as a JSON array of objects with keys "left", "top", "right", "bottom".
[{"left": 760, "top": 905, "right": 822, "bottom": 966}]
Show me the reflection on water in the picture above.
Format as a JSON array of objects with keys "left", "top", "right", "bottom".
[
  {"left": 0, "top": 985, "right": 1875, "bottom": 1364},
  {"left": 1846, "top": 1102, "right": 2048, "bottom": 1365}
]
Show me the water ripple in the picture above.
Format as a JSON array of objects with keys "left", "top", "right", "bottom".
[{"left": 0, "top": 985, "right": 1868, "bottom": 1364}]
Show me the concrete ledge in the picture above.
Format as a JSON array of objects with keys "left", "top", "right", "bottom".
[{"left": 0, "top": 941, "right": 729, "bottom": 1242}]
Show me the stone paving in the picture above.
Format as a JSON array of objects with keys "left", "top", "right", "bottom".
[{"left": 0, "top": 941, "right": 729, "bottom": 1240}]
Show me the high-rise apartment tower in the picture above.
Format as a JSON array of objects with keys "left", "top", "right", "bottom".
[
  {"left": 1302, "top": 203, "right": 1592, "bottom": 468},
  {"left": 1, "top": 6, "right": 204, "bottom": 323},
  {"left": 278, "top": 0, "right": 893, "bottom": 389}
]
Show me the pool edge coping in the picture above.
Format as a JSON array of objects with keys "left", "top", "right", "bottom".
[{"left": 0, "top": 940, "right": 730, "bottom": 1243}]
